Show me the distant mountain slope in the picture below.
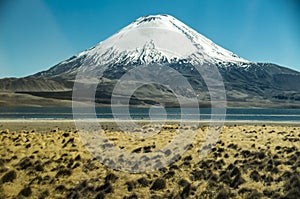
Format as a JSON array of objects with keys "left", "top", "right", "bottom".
[
  {"left": 0, "top": 77, "right": 72, "bottom": 92},
  {"left": 1, "top": 14, "right": 300, "bottom": 107}
]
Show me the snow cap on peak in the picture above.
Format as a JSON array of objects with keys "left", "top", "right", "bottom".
[
  {"left": 135, "top": 14, "right": 174, "bottom": 23},
  {"left": 128, "top": 14, "right": 187, "bottom": 32},
  {"left": 83, "top": 14, "right": 248, "bottom": 65}
]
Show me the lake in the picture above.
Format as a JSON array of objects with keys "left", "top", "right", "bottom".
[{"left": 0, "top": 107, "right": 300, "bottom": 122}]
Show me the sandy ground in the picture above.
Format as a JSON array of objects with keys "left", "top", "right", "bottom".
[{"left": 0, "top": 120, "right": 299, "bottom": 198}]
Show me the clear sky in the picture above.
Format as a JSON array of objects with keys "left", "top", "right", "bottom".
[{"left": 1, "top": 0, "right": 299, "bottom": 78}]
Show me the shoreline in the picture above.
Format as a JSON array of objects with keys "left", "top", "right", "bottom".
[
  {"left": 1, "top": 119, "right": 300, "bottom": 133},
  {"left": 1, "top": 118, "right": 300, "bottom": 124}
]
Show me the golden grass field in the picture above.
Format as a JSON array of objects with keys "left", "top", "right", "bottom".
[{"left": 0, "top": 120, "right": 299, "bottom": 198}]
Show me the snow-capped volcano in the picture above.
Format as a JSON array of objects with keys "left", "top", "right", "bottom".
[
  {"left": 77, "top": 14, "right": 248, "bottom": 67},
  {"left": 2, "top": 14, "right": 299, "bottom": 108},
  {"left": 34, "top": 14, "right": 251, "bottom": 79}
]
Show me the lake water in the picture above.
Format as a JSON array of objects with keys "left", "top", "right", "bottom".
[{"left": 0, "top": 107, "right": 300, "bottom": 122}]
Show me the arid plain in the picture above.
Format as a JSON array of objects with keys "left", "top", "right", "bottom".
[{"left": 0, "top": 120, "right": 299, "bottom": 198}]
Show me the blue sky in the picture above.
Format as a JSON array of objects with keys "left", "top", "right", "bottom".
[{"left": 0, "top": 0, "right": 299, "bottom": 78}]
